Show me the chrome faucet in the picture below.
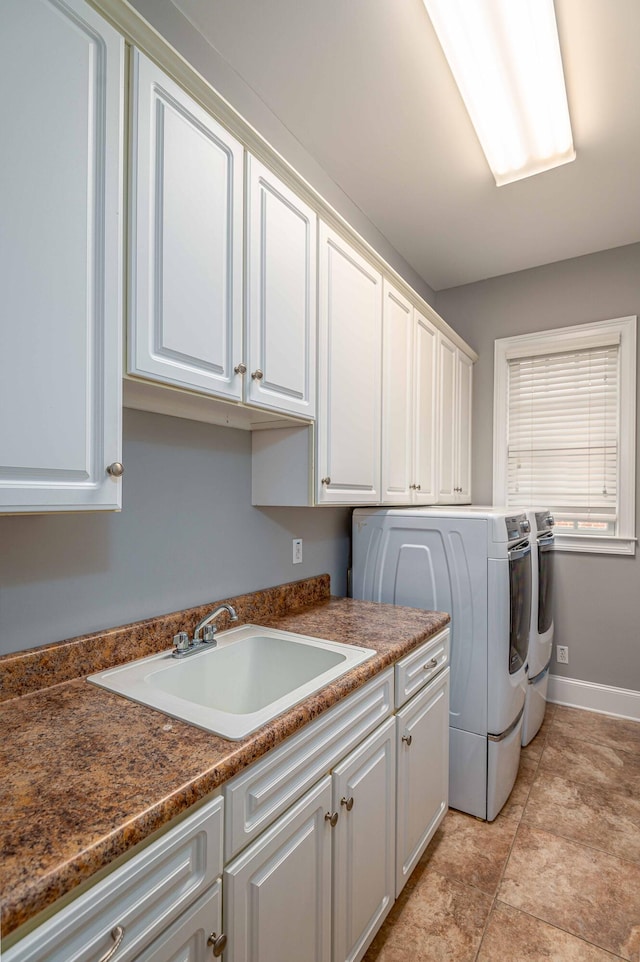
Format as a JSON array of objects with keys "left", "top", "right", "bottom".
[{"left": 173, "top": 603, "right": 239, "bottom": 658}]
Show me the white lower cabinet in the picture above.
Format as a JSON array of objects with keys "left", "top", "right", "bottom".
[
  {"left": 395, "top": 667, "right": 450, "bottom": 897},
  {"left": 135, "top": 883, "right": 223, "bottom": 962},
  {"left": 224, "top": 777, "right": 333, "bottom": 962},
  {"left": 331, "top": 717, "right": 396, "bottom": 962}
]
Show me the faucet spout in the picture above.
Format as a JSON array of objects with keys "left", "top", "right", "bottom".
[{"left": 193, "top": 603, "right": 239, "bottom": 642}]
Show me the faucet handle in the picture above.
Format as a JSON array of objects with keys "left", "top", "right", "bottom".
[
  {"left": 202, "top": 625, "right": 218, "bottom": 643},
  {"left": 173, "top": 631, "right": 191, "bottom": 652}
]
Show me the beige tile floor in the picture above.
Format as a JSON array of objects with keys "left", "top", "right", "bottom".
[{"left": 363, "top": 703, "right": 640, "bottom": 962}]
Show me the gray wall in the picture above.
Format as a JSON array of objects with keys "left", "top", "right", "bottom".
[
  {"left": 126, "top": 0, "right": 436, "bottom": 309},
  {"left": 0, "top": 410, "right": 351, "bottom": 655},
  {"left": 436, "top": 242, "right": 640, "bottom": 693}
]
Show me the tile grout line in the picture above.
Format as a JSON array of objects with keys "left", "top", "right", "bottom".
[{"left": 472, "top": 716, "right": 553, "bottom": 961}]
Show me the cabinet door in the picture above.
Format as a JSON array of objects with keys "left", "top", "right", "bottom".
[
  {"left": 332, "top": 717, "right": 396, "bottom": 962},
  {"left": 246, "top": 156, "right": 317, "bottom": 418},
  {"left": 0, "top": 0, "right": 123, "bottom": 513},
  {"left": 381, "top": 282, "right": 413, "bottom": 504},
  {"left": 456, "top": 351, "right": 473, "bottom": 502},
  {"left": 412, "top": 311, "right": 438, "bottom": 504},
  {"left": 224, "top": 777, "right": 332, "bottom": 962},
  {"left": 129, "top": 50, "right": 243, "bottom": 400},
  {"left": 436, "top": 334, "right": 458, "bottom": 502},
  {"left": 317, "top": 224, "right": 382, "bottom": 504},
  {"left": 396, "top": 668, "right": 450, "bottom": 897},
  {"left": 134, "top": 883, "right": 223, "bottom": 962}
]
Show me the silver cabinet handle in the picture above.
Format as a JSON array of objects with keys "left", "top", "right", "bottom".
[
  {"left": 207, "top": 932, "right": 228, "bottom": 957},
  {"left": 325, "top": 811, "right": 339, "bottom": 827},
  {"left": 340, "top": 795, "right": 354, "bottom": 811},
  {"left": 251, "top": 369, "right": 264, "bottom": 380},
  {"left": 321, "top": 477, "right": 331, "bottom": 486},
  {"left": 425, "top": 657, "right": 438, "bottom": 670},
  {"left": 234, "top": 362, "right": 246, "bottom": 375},
  {"left": 402, "top": 733, "right": 412, "bottom": 747},
  {"left": 98, "top": 926, "right": 125, "bottom": 962},
  {"left": 107, "top": 462, "right": 124, "bottom": 478}
]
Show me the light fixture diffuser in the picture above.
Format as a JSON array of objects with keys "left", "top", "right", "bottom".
[{"left": 423, "top": 0, "right": 575, "bottom": 186}]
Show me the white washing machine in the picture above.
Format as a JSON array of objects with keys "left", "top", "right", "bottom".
[
  {"left": 352, "top": 506, "right": 531, "bottom": 821},
  {"left": 522, "top": 509, "right": 555, "bottom": 745}
]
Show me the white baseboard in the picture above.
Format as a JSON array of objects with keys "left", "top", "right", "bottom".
[{"left": 548, "top": 674, "right": 640, "bottom": 722}]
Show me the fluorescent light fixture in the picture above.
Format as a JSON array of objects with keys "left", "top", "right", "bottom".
[{"left": 423, "top": 0, "right": 575, "bottom": 186}]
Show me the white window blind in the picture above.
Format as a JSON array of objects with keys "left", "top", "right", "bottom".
[{"left": 507, "top": 345, "right": 620, "bottom": 532}]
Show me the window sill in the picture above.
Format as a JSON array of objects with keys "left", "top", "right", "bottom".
[{"left": 554, "top": 534, "right": 637, "bottom": 556}]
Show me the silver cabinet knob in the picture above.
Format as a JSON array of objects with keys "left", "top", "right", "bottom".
[
  {"left": 321, "top": 477, "right": 331, "bottom": 486},
  {"left": 415, "top": 483, "right": 421, "bottom": 491},
  {"left": 402, "top": 733, "right": 413, "bottom": 747},
  {"left": 340, "top": 796, "right": 354, "bottom": 811},
  {"left": 234, "top": 362, "right": 247, "bottom": 375},
  {"left": 107, "top": 462, "right": 124, "bottom": 478},
  {"left": 207, "top": 932, "right": 228, "bottom": 957},
  {"left": 251, "top": 369, "right": 264, "bottom": 380},
  {"left": 325, "top": 811, "right": 339, "bottom": 827},
  {"left": 425, "top": 657, "right": 438, "bottom": 670},
  {"left": 98, "top": 926, "right": 125, "bottom": 962}
]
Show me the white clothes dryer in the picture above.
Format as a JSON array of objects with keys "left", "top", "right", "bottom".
[
  {"left": 352, "top": 506, "right": 531, "bottom": 821},
  {"left": 522, "top": 509, "right": 555, "bottom": 745}
]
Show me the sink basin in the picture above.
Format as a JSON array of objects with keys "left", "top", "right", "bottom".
[{"left": 88, "top": 625, "right": 375, "bottom": 740}]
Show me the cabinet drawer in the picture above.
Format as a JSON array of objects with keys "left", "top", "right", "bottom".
[
  {"left": 395, "top": 627, "right": 449, "bottom": 708},
  {"left": 5, "top": 796, "right": 224, "bottom": 962},
  {"left": 224, "top": 669, "right": 394, "bottom": 861}
]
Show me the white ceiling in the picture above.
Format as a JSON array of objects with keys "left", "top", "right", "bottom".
[{"left": 171, "top": 0, "right": 640, "bottom": 291}]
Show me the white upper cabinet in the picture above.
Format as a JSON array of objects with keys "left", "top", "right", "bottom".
[
  {"left": 317, "top": 225, "right": 383, "bottom": 504},
  {"left": 412, "top": 310, "right": 439, "bottom": 504},
  {"left": 245, "top": 156, "right": 317, "bottom": 418},
  {"left": 0, "top": 0, "right": 124, "bottom": 513},
  {"left": 437, "top": 333, "right": 473, "bottom": 503},
  {"left": 381, "top": 284, "right": 439, "bottom": 505},
  {"left": 128, "top": 50, "right": 243, "bottom": 400},
  {"left": 381, "top": 282, "right": 414, "bottom": 504}
]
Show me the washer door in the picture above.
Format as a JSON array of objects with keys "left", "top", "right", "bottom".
[
  {"left": 508, "top": 541, "right": 532, "bottom": 675},
  {"left": 537, "top": 534, "right": 555, "bottom": 635}
]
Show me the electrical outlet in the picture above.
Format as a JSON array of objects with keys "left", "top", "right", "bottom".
[
  {"left": 292, "top": 538, "right": 303, "bottom": 564},
  {"left": 556, "top": 645, "right": 569, "bottom": 665}
]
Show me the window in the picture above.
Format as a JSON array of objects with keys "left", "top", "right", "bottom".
[{"left": 493, "top": 316, "right": 637, "bottom": 555}]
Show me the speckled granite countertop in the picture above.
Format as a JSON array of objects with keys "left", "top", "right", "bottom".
[{"left": 0, "top": 575, "right": 449, "bottom": 941}]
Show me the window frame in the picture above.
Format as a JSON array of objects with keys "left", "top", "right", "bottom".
[{"left": 493, "top": 315, "right": 637, "bottom": 556}]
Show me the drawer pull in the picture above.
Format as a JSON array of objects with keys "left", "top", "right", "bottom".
[
  {"left": 207, "top": 932, "right": 228, "bottom": 957},
  {"left": 425, "top": 657, "right": 438, "bottom": 670},
  {"left": 340, "top": 795, "right": 354, "bottom": 811},
  {"left": 325, "top": 811, "right": 339, "bottom": 827},
  {"left": 401, "top": 733, "right": 412, "bottom": 747},
  {"left": 98, "top": 926, "right": 125, "bottom": 962}
]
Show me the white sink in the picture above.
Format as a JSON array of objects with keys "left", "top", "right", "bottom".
[{"left": 88, "top": 625, "right": 375, "bottom": 740}]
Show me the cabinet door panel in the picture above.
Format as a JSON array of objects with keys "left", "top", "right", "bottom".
[
  {"left": 396, "top": 669, "right": 450, "bottom": 897},
  {"left": 332, "top": 717, "right": 396, "bottom": 962},
  {"left": 437, "top": 334, "right": 457, "bottom": 501},
  {"left": 0, "top": 0, "right": 123, "bottom": 512},
  {"left": 246, "top": 156, "right": 316, "bottom": 417},
  {"left": 381, "top": 282, "right": 413, "bottom": 504},
  {"left": 129, "top": 50, "right": 243, "bottom": 399},
  {"left": 224, "top": 777, "right": 332, "bottom": 962},
  {"left": 457, "top": 352, "right": 473, "bottom": 502},
  {"left": 317, "top": 225, "right": 382, "bottom": 504},
  {"left": 413, "top": 312, "right": 438, "bottom": 504},
  {"left": 135, "top": 883, "right": 222, "bottom": 962}
]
